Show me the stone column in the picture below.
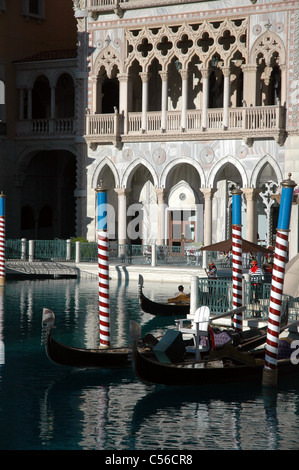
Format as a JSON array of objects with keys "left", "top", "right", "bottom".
[
  {"left": 140, "top": 72, "right": 150, "bottom": 132},
  {"left": 280, "top": 64, "right": 287, "bottom": 106},
  {"left": 118, "top": 73, "right": 129, "bottom": 134},
  {"left": 154, "top": 188, "right": 167, "bottom": 245},
  {"left": 180, "top": 69, "right": 188, "bottom": 131},
  {"left": 222, "top": 66, "right": 230, "bottom": 129},
  {"left": 28, "top": 88, "right": 32, "bottom": 119},
  {"left": 201, "top": 188, "right": 217, "bottom": 246},
  {"left": 50, "top": 86, "right": 55, "bottom": 119},
  {"left": 93, "top": 76, "right": 103, "bottom": 114},
  {"left": 201, "top": 68, "right": 209, "bottom": 130},
  {"left": 159, "top": 71, "right": 168, "bottom": 131},
  {"left": 115, "top": 188, "right": 130, "bottom": 245},
  {"left": 242, "top": 187, "right": 260, "bottom": 243},
  {"left": 19, "top": 89, "right": 24, "bottom": 119},
  {"left": 201, "top": 187, "right": 217, "bottom": 269},
  {"left": 242, "top": 64, "right": 257, "bottom": 107}
]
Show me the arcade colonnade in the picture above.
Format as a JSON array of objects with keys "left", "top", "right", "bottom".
[{"left": 89, "top": 152, "right": 282, "bottom": 249}]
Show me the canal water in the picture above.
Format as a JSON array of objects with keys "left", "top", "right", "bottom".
[{"left": 1, "top": 277, "right": 299, "bottom": 451}]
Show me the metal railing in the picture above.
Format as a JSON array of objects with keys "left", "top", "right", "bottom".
[{"left": 5, "top": 239, "right": 299, "bottom": 320}]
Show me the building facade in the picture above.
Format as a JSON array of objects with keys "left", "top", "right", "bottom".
[
  {"left": 1, "top": 0, "right": 298, "bottom": 259},
  {"left": 0, "top": 0, "right": 78, "bottom": 240},
  {"left": 74, "top": 0, "right": 299, "bottom": 258}
]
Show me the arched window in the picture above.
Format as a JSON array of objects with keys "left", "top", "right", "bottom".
[
  {"left": 55, "top": 73, "right": 75, "bottom": 118},
  {"left": 32, "top": 75, "right": 50, "bottom": 119},
  {"left": 21, "top": 205, "right": 35, "bottom": 230},
  {"left": 102, "top": 77, "right": 119, "bottom": 114},
  {"left": 269, "top": 65, "right": 281, "bottom": 105}
]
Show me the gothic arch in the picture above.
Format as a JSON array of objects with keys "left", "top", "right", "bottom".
[
  {"left": 160, "top": 157, "right": 206, "bottom": 188},
  {"left": 26, "top": 70, "right": 51, "bottom": 89},
  {"left": 121, "top": 157, "right": 158, "bottom": 189},
  {"left": 207, "top": 155, "right": 248, "bottom": 188},
  {"left": 250, "top": 154, "right": 283, "bottom": 188},
  {"left": 52, "top": 69, "right": 76, "bottom": 87},
  {"left": 91, "top": 157, "right": 120, "bottom": 189},
  {"left": 250, "top": 30, "right": 286, "bottom": 66},
  {"left": 93, "top": 45, "right": 122, "bottom": 78},
  {"left": 15, "top": 143, "right": 78, "bottom": 186}
]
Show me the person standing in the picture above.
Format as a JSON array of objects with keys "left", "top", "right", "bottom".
[
  {"left": 249, "top": 260, "right": 264, "bottom": 302},
  {"left": 205, "top": 262, "right": 217, "bottom": 278}
]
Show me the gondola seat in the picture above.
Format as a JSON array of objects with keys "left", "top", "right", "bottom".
[{"left": 176, "top": 306, "right": 211, "bottom": 359}]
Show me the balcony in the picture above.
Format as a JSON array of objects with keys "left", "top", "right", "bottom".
[
  {"left": 86, "top": 0, "right": 201, "bottom": 16},
  {"left": 84, "top": 105, "right": 286, "bottom": 147},
  {"left": 15, "top": 117, "right": 76, "bottom": 139}
]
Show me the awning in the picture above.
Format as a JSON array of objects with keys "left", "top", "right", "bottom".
[
  {"left": 283, "top": 254, "right": 299, "bottom": 298},
  {"left": 201, "top": 238, "right": 273, "bottom": 254}
]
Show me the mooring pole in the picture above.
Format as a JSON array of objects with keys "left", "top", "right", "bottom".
[
  {"left": 262, "top": 174, "right": 296, "bottom": 387},
  {"left": 96, "top": 182, "right": 110, "bottom": 348},
  {"left": 232, "top": 188, "right": 243, "bottom": 331}
]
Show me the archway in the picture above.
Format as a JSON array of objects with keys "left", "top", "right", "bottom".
[
  {"left": 20, "top": 149, "right": 76, "bottom": 239},
  {"left": 95, "top": 164, "right": 118, "bottom": 240},
  {"left": 55, "top": 73, "right": 75, "bottom": 118},
  {"left": 127, "top": 164, "right": 155, "bottom": 244},
  {"left": 212, "top": 162, "right": 243, "bottom": 242},
  {"left": 256, "top": 162, "right": 279, "bottom": 246},
  {"left": 32, "top": 75, "right": 51, "bottom": 119},
  {"left": 164, "top": 162, "right": 203, "bottom": 249}
]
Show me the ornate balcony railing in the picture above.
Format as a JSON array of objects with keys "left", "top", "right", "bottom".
[
  {"left": 85, "top": 105, "right": 286, "bottom": 146},
  {"left": 86, "top": 0, "right": 205, "bottom": 15},
  {"left": 15, "top": 118, "right": 76, "bottom": 138}
]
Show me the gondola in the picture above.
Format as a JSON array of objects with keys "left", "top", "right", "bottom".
[
  {"left": 138, "top": 275, "right": 190, "bottom": 317},
  {"left": 132, "top": 321, "right": 299, "bottom": 386},
  {"left": 42, "top": 308, "right": 138, "bottom": 369}
]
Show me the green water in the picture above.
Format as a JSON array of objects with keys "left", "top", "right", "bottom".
[{"left": 0, "top": 278, "right": 299, "bottom": 451}]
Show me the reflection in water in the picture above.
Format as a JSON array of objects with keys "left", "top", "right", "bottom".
[
  {"left": 0, "top": 278, "right": 299, "bottom": 450},
  {"left": 0, "top": 286, "right": 4, "bottom": 365}
]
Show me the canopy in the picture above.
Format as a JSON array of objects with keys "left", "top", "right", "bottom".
[
  {"left": 283, "top": 254, "right": 299, "bottom": 298},
  {"left": 201, "top": 238, "right": 273, "bottom": 254}
]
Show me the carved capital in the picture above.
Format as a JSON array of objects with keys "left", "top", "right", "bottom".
[
  {"left": 201, "top": 67, "right": 210, "bottom": 79},
  {"left": 242, "top": 187, "right": 261, "bottom": 201},
  {"left": 114, "top": 188, "right": 131, "bottom": 197},
  {"left": 222, "top": 66, "right": 231, "bottom": 77},
  {"left": 201, "top": 187, "right": 217, "bottom": 199},
  {"left": 139, "top": 72, "right": 151, "bottom": 82},
  {"left": 180, "top": 69, "right": 189, "bottom": 80},
  {"left": 154, "top": 188, "right": 167, "bottom": 203},
  {"left": 118, "top": 73, "right": 130, "bottom": 83},
  {"left": 159, "top": 71, "right": 168, "bottom": 81},
  {"left": 241, "top": 64, "right": 257, "bottom": 74}
]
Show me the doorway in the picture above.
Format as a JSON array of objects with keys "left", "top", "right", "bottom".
[{"left": 168, "top": 210, "right": 196, "bottom": 252}]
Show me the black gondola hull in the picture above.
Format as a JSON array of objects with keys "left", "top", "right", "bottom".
[
  {"left": 133, "top": 343, "right": 299, "bottom": 386},
  {"left": 46, "top": 331, "right": 131, "bottom": 369},
  {"left": 139, "top": 291, "right": 189, "bottom": 317}
]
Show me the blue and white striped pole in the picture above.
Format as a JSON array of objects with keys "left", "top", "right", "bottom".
[
  {"left": 96, "top": 182, "right": 110, "bottom": 347},
  {"left": 262, "top": 174, "right": 296, "bottom": 387},
  {"left": 0, "top": 193, "right": 5, "bottom": 286},
  {"left": 232, "top": 188, "right": 243, "bottom": 331}
]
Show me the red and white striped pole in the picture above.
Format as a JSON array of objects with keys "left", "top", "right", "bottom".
[
  {"left": 262, "top": 174, "right": 296, "bottom": 387},
  {"left": 0, "top": 192, "right": 5, "bottom": 286},
  {"left": 96, "top": 183, "right": 110, "bottom": 348},
  {"left": 231, "top": 188, "right": 243, "bottom": 331}
]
